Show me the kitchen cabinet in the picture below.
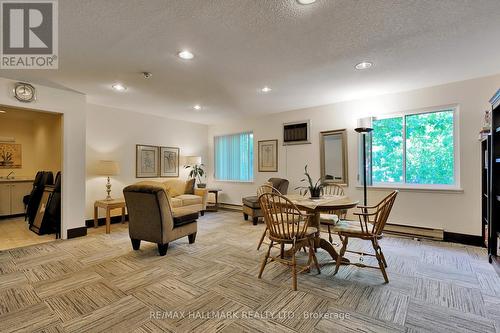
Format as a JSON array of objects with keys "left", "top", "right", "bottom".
[{"left": 0, "top": 180, "right": 32, "bottom": 216}]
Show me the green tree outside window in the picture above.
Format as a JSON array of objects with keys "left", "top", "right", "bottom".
[{"left": 370, "top": 109, "right": 455, "bottom": 185}]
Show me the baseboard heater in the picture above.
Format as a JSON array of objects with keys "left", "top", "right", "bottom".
[
  {"left": 384, "top": 223, "right": 444, "bottom": 241},
  {"left": 219, "top": 203, "right": 243, "bottom": 211},
  {"left": 218, "top": 203, "right": 444, "bottom": 241}
]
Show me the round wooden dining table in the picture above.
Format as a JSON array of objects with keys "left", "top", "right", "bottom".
[{"left": 286, "top": 194, "right": 359, "bottom": 261}]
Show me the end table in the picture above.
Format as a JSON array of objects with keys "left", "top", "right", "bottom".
[
  {"left": 206, "top": 189, "right": 222, "bottom": 212},
  {"left": 94, "top": 198, "right": 126, "bottom": 234}
]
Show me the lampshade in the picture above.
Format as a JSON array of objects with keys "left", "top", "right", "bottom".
[
  {"left": 96, "top": 160, "right": 120, "bottom": 176},
  {"left": 185, "top": 156, "right": 202, "bottom": 165},
  {"left": 355, "top": 117, "right": 373, "bottom": 133}
]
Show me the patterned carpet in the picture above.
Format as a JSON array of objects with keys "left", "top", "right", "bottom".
[{"left": 0, "top": 210, "right": 499, "bottom": 333}]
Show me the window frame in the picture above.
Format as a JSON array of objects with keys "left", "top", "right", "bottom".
[
  {"left": 363, "top": 104, "right": 460, "bottom": 191},
  {"left": 213, "top": 131, "right": 254, "bottom": 183}
]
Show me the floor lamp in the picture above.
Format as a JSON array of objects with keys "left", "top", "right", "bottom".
[{"left": 355, "top": 118, "right": 373, "bottom": 206}]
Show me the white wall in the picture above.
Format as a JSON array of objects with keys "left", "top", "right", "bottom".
[
  {"left": 85, "top": 104, "right": 208, "bottom": 219},
  {"left": 0, "top": 78, "right": 86, "bottom": 239},
  {"left": 208, "top": 74, "right": 500, "bottom": 236}
]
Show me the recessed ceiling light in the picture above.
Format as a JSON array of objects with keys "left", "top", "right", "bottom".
[
  {"left": 193, "top": 104, "right": 201, "bottom": 110},
  {"left": 297, "top": 0, "right": 316, "bottom": 4},
  {"left": 0, "top": 110, "right": 6, "bottom": 113},
  {"left": 355, "top": 62, "right": 373, "bottom": 70},
  {"left": 111, "top": 83, "right": 127, "bottom": 92},
  {"left": 178, "top": 50, "right": 194, "bottom": 60},
  {"left": 261, "top": 86, "right": 272, "bottom": 93}
]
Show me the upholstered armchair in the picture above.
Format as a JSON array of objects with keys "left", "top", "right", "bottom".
[
  {"left": 123, "top": 182, "right": 198, "bottom": 256},
  {"left": 242, "top": 178, "right": 289, "bottom": 225}
]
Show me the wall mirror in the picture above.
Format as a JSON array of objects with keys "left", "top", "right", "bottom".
[{"left": 320, "top": 129, "right": 348, "bottom": 185}]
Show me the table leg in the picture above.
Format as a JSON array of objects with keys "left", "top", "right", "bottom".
[
  {"left": 311, "top": 212, "right": 344, "bottom": 261},
  {"left": 214, "top": 192, "right": 219, "bottom": 212},
  {"left": 121, "top": 207, "right": 125, "bottom": 223},
  {"left": 94, "top": 206, "right": 98, "bottom": 228},
  {"left": 106, "top": 208, "right": 111, "bottom": 234}
]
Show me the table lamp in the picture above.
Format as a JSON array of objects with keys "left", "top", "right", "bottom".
[
  {"left": 355, "top": 117, "right": 373, "bottom": 206},
  {"left": 96, "top": 160, "right": 120, "bottom": 200},
  {"left": 185, "top": 156, "right": 202, "bottom": 166}
]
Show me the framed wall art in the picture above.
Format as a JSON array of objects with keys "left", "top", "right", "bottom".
[
  {"left": 258, "top": 139, "right": 278, "bottom": 172},
  {"left": 160, "top": 146, "right": 179, "bottom": 177},
  {"left": 136, "top": 144, "right": 159, "bottom": 178},
  {"left": 0, "top": 143, "right": 22, "bottom": 169}
]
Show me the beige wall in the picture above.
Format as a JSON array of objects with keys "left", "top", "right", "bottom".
[
  {"left": 207, "top": 74, "right": 500, "bottom": 236},
  {"left": 85, "top": 104, "right": 208, "bottom": 219},
  {"left": 33, "top": 114, "right": 62, "bottom": 174},
  {"left": 0, "top": 110, "right": 61, "bottom": 178}
]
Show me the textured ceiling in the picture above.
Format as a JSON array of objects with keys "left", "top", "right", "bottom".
[{"left": 1, "top": 0, "right": 500, "bottom": 124}]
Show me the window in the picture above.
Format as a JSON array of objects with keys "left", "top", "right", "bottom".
[
  {"left": 214, "top": 132, "right": 254, "bottom": 181},
  {"left": 367, "top": 108, "right": 457, "bottom": 187}
]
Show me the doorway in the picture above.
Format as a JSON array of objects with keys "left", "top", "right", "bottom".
[{"left": 0, "top": 106, "right": 62, "bottom": 250}]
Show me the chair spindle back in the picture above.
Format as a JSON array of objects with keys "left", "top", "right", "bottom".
[{"left": 259, "top": 192, "right": 311, "bottom": 241}]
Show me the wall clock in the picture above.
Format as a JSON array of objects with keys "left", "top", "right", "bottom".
[{"left": 14, "top": 82, "right": 36, "bottom": 103}]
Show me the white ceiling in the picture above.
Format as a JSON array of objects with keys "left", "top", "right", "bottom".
[{"left": 1, "top": 0, "right": 500, "bottom": 124}]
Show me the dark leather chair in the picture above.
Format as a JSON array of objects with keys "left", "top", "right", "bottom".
[
  {"left": 242, "top": 178, "right": 289, "bottom": 225},
  {"left": 23, "top": 171, "right": 44, "bottom": 219},
  {"left": 27, "top": 171, "right": 53, "bottom": 226}
]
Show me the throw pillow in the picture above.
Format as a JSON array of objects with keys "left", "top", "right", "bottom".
[
  {"left": 185, "top": 178, "right": 195, "bottom": 194},
  {"left": 163, "top": 179, "right": 187, "bottom": 197}
]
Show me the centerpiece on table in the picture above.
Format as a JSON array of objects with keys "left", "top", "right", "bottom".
[{"left": 295, "top": 165, "right": 324, "bottom": 199}]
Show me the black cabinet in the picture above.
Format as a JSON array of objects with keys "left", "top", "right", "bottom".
[{"left": 488, "top": 89, "right": 500, "bottom": 263}]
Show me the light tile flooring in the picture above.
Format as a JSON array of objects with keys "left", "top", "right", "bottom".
[
  {"left": 0, "top": 217, "right": 55, "bottom": 251},
  {"left": 0, "top": 210, "right": 499, "bottom": 332}
]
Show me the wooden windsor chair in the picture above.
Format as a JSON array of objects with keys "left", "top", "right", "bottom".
[
  {"left": 256, "top": 184, "right": 281, "bottom": 250},
  {"left": 258, "top": 192, "right": 321, "bottom": 291},
  {"left": 320, "top": 183, "right": 348, "bottom": 243},
  {"left": 332, "top": 190, "right": 398, "bottom": 283}
]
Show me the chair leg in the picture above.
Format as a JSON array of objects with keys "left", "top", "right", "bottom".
[
  {"left": 372, "top": 239, "right": 389, "bottom": 283},
  {"left": 252, "top": 217, "right": 259, "bottom": 225},
  {"left": 257, "top": 227, "right": 268, "bottom": 250},
  {"left": 280, "top": 243, "right": 285, "bottom": 259},
  {"left": 131, "top": 239, "right": 141, "bottom": 250},
  {"left": 309, "top": 238, "right": 321, "bottom": 274},
  {"left": 291, "top": 245, "right": 297, "bottom": 291},
  {"left": 258, "top": 241, "right": 273, "bottom": 278},
  {"left": 188, "top": 232, "right": 197, "bottom": 244},
  {"left": 334, "top": 235, "right": 348, "bottom": 275},
  {"left": 243, "top": 213, "right": 248, "bottom": 220},
  {"left": 157, "top": 243, "right": 169, "bottom": 256},
  {"left": 375, "top": 240, "right": 388, "bottom": 268},
  {"left": 328, "top": 225, "right": 333, "bottom": 243}
]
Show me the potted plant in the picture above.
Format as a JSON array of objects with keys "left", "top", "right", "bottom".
[
  {"left": 185, "top": 163, "right": 206, "bottom": 188},
  {"left": 295, "top": 165, "right": 324, "bottom": 199}
]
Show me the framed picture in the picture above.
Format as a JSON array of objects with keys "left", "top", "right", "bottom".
[
  {"left": 258, "top": 139, "right": 278, "bottom": 172},
  {"left": 160, "top": 146, "right": 179, "bottom": 177},
  {"left": 136, "top": 145, "right": 159, "bottom": 178},
  {"left": 0, "top": 143, "right": 22, "bottom": 169}
]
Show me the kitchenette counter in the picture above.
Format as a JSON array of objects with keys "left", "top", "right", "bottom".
[{"left": 0, "top": 178, "right": 34, "bottom": 183}]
